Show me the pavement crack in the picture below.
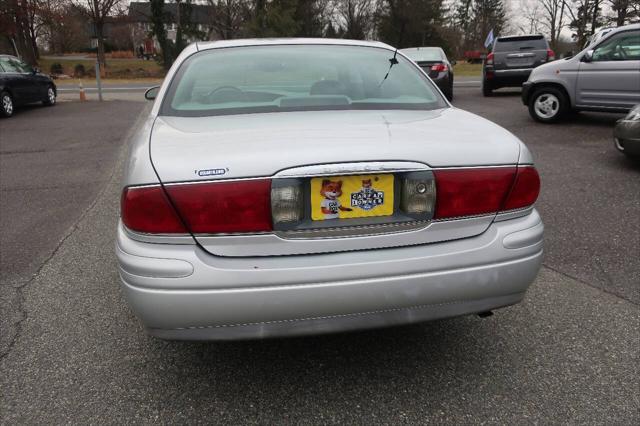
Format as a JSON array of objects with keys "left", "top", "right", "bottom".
[
  {"left": 541, "top": 263, "right": 639, "bottom": 307},
  {"left": 0, "top": 174, "right": 115, "bottom": 361},
  {"left": 0, "top": 143, "right": 130, "bottom": 362}
]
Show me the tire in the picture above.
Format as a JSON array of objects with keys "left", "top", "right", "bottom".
[
  {"left": 43, "top": 85, "right": 56, "bottom": 106},
  {"left": 444, "top": 84, "right": 453, "bottom": 101},
  {"left": 528, "top": 86, "right": 568, "bottom": 123},
  {"left": 482, "top": 80, "right": 492, "bottom": 97},
  {"left": 1, "top": 91, "right": 14, "bottom": 118}
]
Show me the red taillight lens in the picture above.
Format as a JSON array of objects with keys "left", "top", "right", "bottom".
[
  {"left": 433, "top": 168, "right": 515, "bottom": 219},
  {"left": 431, "top": 63, "right": 448, "bottom": 72},
  {"left": 165, "top": 179, "right": 272, "bottom": 234},
  {"left": 546, "top": 49, "right": 555, "bottom": 61},
  {"left": 433, "top": 166, "right": 540, "bottom": 220},
  {"left": 486, "top": 52, "right": 494, "bottom": 65},
  {"left": 503, "top": 167, "right": 540, "bottom": 210},
  {"left": 121, "top": 186, "right": 187, "bottom": 234}
]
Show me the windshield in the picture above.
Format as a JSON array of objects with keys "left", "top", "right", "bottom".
[
  {"left": 400, "top": 48, "right": 443, "bottom": 62},
  {"left": 161, "top": 44, "right": 447, "bottom": 117}
]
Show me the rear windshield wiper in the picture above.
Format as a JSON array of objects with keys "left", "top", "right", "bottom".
[{"left": 379, "top": 49, "right": 399, "bottom": 87}]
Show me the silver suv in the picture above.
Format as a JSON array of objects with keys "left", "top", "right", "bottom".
[{"left": 522, "top": 24, "right": 640, "bottom": 123}]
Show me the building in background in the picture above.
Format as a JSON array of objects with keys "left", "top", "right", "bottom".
[{"left": 128, "top": 1, "right": 214, "bottom": 57}]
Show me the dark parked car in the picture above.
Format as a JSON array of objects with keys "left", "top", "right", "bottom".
[
  {"left": 482, "top": 35, "right": 555, "bottom": 96},
  {"left": 0, "top": 55, "right": 57, "bottom": 118},
  {"left": 400, "top": 47, "right": 455, "bottom": 100},
  {"left": 614, "top": 104, "right": 640, "bottom": 158}
]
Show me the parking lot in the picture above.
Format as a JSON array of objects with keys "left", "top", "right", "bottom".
[{"left": 1, "top": 86, "right": 638, "bottom": 423}]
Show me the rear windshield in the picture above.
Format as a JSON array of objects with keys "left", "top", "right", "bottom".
[
  {"left": 161, "top": 44, "right": 447, "bottom": 117},
  {"left": 400, "top": 48, "right": 443, "bottom": 62},
  {"left": 494, "top": 36, "right": 548, "bottom": 52}
]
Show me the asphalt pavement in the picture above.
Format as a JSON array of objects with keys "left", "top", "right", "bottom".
[{"left": 1, "top": 88, "right": 638, "bottom": 423}]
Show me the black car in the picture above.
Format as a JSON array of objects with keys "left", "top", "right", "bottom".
[
  {"left": 400, "top": 47, "right": 455, "bottom": 100},
  {"left": 482, "top": 35, "right": 555, "bottom": 96},
  {"left": 614, "top": 105, "right": 640, "bottom": 159},
  {"left": 0, "top": 54, "right": 57, "bottom": 118}
]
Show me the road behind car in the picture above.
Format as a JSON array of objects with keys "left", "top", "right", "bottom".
[{"left": 0, "top": 100, "right": 146, "bottom": 355}]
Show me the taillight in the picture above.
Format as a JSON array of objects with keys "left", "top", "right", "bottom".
[
  {"left": 433, "top": 168, "right": 515, "bottom": 219},
  {"left": 485, "top": 52, "right": 494, "bottom": 65},
  {"left": 121, "top": 186, "right": 187, "bottom": 234},
  {"left": 503, "top": 167, "right": 540, "bottom": 210},
  {"left": 165, "top": 179, "right": 272, "bottom": 234},
  {"left": 431, "top": 63, "right": 448, "bottom": 72},
  {"left": 433, "top": 166, "right": 540, "bottom": 220},
  {"left": 546, "top": 49, "right": 555, "bottom": 61}
]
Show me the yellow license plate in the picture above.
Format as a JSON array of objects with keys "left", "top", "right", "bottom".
[{"left": 310, "top": 174, "right": 394, "bottom": 221}]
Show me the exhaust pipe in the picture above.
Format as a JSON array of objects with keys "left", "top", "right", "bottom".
[{"left": 477, "top": 311, "right": 494, "bottom": 318}]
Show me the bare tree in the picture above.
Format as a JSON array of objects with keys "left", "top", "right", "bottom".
[
  {"left": 540, "top": 0, "right": 567, "bottom": 50},
  {"left": 564, "top": 0, "right": 604, "bottom": 46},
  {"left": 74, "top": 0, "right": 124, "bottom": 68},
  {"left": 607, "top": 0, "right": 640, "bottom": 26},
  {"left": 206, "top": 0, "right": 250, "bottom": 39},
  {"left": 517, "top": 0, "right": 544, "bottom": 34},
  {"left": 4, "top": 0, "right": 39, "bottom": 64},
  {"left": 336, "top": 0, "right": 373, "bottom": 39}
]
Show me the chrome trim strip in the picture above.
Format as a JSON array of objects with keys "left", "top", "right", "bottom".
[
  {"left": 276, "top": 221, "right": 430, "bottom": 240},
  {"left": 494, "top": 207, "right": 534, "bottom": 222},
  {"left": 494, "top": 68, "right": 534, "bottom": 74},
  {"left": 274, "top": 161, "right": 430, "bottom": 178},
  {"left": 122, "top": 221, "right": 196, "bottom": 245}
]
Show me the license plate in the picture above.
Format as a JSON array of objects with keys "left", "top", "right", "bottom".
[{"left": 310, "top": 174, "right": 394, "bottom": 221}]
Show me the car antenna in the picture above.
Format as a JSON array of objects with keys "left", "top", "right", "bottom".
[{"left": 378, "top": 48, "right": 399, "bottom": 87}]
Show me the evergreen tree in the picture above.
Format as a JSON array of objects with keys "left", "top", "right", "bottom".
[
  {"left": 376, "top": 0, "right": 448, "bottom": 49},
  {"left": 471, "top": 0, "right": 506, "bottom": 46},
  {"left": 150, "top": 0, "right": 173, "bottom": 70}
]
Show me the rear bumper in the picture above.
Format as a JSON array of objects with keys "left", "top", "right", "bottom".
[
  {"left": 116, "top": 211, "right": 544, "bottom": 340},
  {"left": 486, "top": 68, "right": 532, "bottom": 88}
]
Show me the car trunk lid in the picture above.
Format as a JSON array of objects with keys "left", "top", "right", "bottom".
[{"left": 149, "top": 109, "right": 522, "bottom": 257}]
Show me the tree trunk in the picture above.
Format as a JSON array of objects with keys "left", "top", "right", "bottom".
[{"left": 96, "top": 20, "right": 107, "bottom": 71}]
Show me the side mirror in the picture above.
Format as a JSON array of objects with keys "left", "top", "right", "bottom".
[
  {"left": 581, "top": 49, "right": 594, "bottom": 62},
  {"left": 32, "top": 67, "right": 40, "bottom": 74},
  {"left": 144, "top": 86, "right": 160, "bottom": 101}
]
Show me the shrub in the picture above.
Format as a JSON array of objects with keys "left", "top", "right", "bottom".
[
  {"left": 110, "top": 50, "right": 134, "bottom": 59},
  {"left": 74, "top": 64, "right": 86, "bottom": 77},
  {"left": 50, "top": 63, "right": 63, "bottom": 74}
]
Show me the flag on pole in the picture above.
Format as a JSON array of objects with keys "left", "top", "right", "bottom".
[{"left": 484, "top": 29, "right": 495, "bottom": 49}]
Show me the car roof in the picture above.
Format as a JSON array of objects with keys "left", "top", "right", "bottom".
[
  {"left": 593, "top": 23, "right": 640, "bottom": 44},
  {"left": 605, "top": 23, "right": 640, "bottom": 35},
  {"left": 196, "top": 38, "right": 395, "bottom": 52}
]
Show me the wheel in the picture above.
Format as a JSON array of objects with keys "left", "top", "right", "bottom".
[
  {"left": 482, "top": 80, "right": 492, "bottom": 97},
  {"left": 444, "top": 80, "right": 454, "bottom": 101},
  {"left": 43, "top": 85, "right": 56, "bottom": 106},
  {"left": 1, "top": 91, "right": 14, "bottom": 117},
  {"left": 528, "top": 86, "right": 568, "bottom": 123}
]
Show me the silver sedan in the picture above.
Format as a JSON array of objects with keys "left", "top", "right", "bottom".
[{"left": 117, "top": 39, "right": 543, "bottom": 340}]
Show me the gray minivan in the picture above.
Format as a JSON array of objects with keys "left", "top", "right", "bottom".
[{"left": 522, "top": 24, "right": 640, "bottom": 123}]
